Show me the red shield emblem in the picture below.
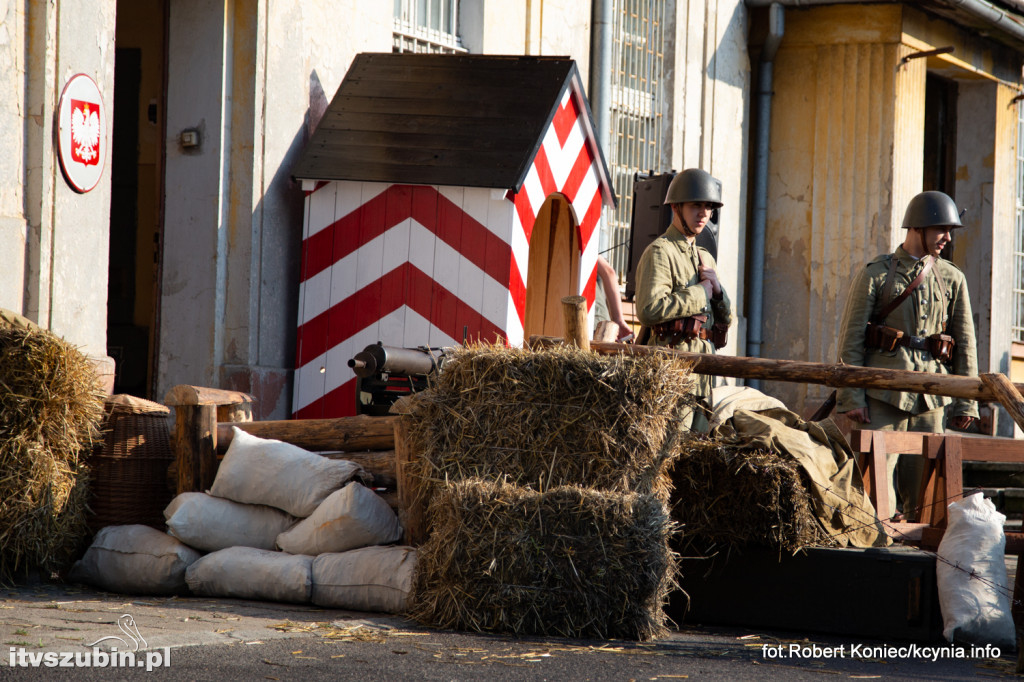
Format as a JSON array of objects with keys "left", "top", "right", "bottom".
[{"left": 70, "top": 99, "right": 101, "bottom": 166}]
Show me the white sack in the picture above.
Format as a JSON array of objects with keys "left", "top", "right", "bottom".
[
  {"left": 312, "top": 546, "right": 417, "bottom": 613},
  {"left": 68, "top": 525, "right": 201, "bottom": 595},
  {"left": 164, "top": 492, "right": 298, "bottom": 552},
  {"left": 209, "top": 426, "right": 365, "bottom": 517},
  {"left": 936, "top": 492, "right": 1015, "bottom": 649},
  {"left": 276, "top": 482, "right": 403, "bottom": 556},
  {"left": 185, "top": 547, "right": 313, "bottom": 603}
]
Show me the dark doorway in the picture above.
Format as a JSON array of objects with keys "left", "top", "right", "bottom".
[
  {"left": 109, "top": 1, "right": 167, "bottom": 398},
  {"left": 922, "top": 72, "right": 958, "bottom": 260}
]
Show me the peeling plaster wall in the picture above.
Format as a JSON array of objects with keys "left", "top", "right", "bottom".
[
  {"left": 0, "top": 0, "right": 28, "bottom": 305},
  {"left": 157, "top": 0, "right": 392, "bottom": 417},
  {"left": 2, "top": 0, "right": 114, "bottom": 374}
]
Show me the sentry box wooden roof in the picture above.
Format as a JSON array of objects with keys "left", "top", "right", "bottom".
[{"left": 291, "top": 52, "right": 615, "bottom": 205}]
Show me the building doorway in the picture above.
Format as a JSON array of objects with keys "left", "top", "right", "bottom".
[
  {"left": 523, "top": 194, "right": 581, "bottom": 339},
  {"left": 108, "top": 0, "right": 167, "bottom": 398}
]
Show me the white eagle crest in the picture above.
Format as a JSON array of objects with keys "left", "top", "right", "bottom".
[{"left": 71, "top": 102, "right": 100, "bottom": 163}]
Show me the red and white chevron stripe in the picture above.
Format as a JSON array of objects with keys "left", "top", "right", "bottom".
[{"left": 293, "top": 87, "right": 608, "bottom": 418}]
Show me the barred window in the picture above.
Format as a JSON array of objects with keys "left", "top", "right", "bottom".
[
  {"left": 1014, "top": 99, "right": 1024, "bottom": 341},
  {"left": 604, "top": 0, "right": 668, "bottom": 280},
  {"left": 393, "top": 0, "right": 465, "bottom": 54}
]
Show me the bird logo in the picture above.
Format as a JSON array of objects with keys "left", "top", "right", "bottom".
[
  {"left": 86, "top": 614, "right": 147, "bottom": 651},
  {"left": 70, "top": 99, "right": 101, "bottom": 166}
]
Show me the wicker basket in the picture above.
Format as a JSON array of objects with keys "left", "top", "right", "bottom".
[{"left": 87, "top": 394, "right": 175, "bottom": 532}]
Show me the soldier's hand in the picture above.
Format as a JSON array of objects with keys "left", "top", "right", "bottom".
[
  {"left": 950, "top": 415, "right": 975, "bottom": 431},
  {"left": 699, "top": 279, "right": 714, "bottom": 300},
  {"left": 698, "top": 265, "right": 722, "bottom": 297},
  {"left": 845, "top": 407, "right": 870, "bottom": 424}
]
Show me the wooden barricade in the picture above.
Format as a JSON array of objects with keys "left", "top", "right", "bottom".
[
  {"left": 166, "top": 385, "right": 421, "bottom": 542},
  {"left": 850, "top": 428, "right": 1024, "bottom": 634}
]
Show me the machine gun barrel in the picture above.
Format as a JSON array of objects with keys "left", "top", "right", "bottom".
[{"left": 347, "top": 344, "right": 441, "bottom": 378}]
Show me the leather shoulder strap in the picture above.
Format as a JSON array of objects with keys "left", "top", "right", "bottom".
[{"left": 874, "top": 255, "right": 934, "bottom": 323}]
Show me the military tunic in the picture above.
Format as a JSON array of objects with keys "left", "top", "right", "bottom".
[
  {"left": 635, "top": 224, "right": 733, "bottom": 401},
  {"left": 836, "top": 245, "right": 979, "bottom": 419}
]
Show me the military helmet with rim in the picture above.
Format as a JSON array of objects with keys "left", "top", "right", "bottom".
[
  {"left": 901, "top": 190, "right": 964, "bottom": 229},
  {"left": 663, "top": 168, "right": 723, "bottom": 207}
]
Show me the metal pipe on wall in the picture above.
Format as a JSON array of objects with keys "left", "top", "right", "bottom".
[
  {"left": 745, "top": 3, "right": 784, "bottom": 390},
  {"left": 590, "top": 0, "right": 613, "bottom": 253}
]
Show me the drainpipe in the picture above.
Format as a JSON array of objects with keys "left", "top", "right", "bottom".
[
  {"left": 746, "top": 4, "right": 784, "bottom": 390},
  {"left": 590, "top": 0, "right": 613, "bottom": 253}
]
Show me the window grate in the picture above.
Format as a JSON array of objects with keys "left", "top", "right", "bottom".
[
  {"left": 603, "top": 0, "right": 667, "bottom": 283},
  {"left": 393, "top": 0, "right": 465, "bottom": 54}
]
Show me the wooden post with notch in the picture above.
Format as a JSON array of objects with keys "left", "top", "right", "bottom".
[{"left": 164, "top": 385, "right": 255, "bottom": 495}]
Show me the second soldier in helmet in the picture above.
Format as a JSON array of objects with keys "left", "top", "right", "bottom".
[
  {"left": 836, "top": 190, "right": 978, "bottom": 520},
  {"left": 634, "top": 168, "right": 734, "bottom": 432}
]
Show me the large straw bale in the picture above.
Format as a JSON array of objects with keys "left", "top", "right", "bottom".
[
  {"left": 0, "top": 325, "right": 104, "bottom": 581},
  {"left": 669, "top": 436, "right": 831, "bottom": 553},
  {"left": 406, "top": 343, "right": 695, "bottom": 502},
  {"left": 408, "top": 478, "right": 677, "bottom": 641}
]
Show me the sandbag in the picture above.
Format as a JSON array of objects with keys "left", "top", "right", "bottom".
[
  {"left": 164, "top": 493, "right": 298, "bottom": 552},
  {"left": 312, "top": 546, "right": 417, "bottom": 614},
  {"left": 185, "top": 547, "right": 313, "bottom": 603},
  {"left": 936, "top": 492, "right": 1015, "bottom": 649},
  {"left": 67, "top": 525, "right": 201, "bottom": 595},
  {"left": 276, "top": 482, "right": 403, "bottom": 555},
  {"left": 209, "top": 426, "right": 366, "bottom": 517}
]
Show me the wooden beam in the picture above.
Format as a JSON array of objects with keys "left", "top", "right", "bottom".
[
  {"left": 216, "top": 416, "right": 397, "bottom": 452},
  {"left": 589, "top": 341, "right": 1024, "bottom": 401},
  {"left": 174, "top": 404, "right": 217, "bottom": 495},
  {"left": 979, "top": 372, "right": 1024, "bottom": 433}
]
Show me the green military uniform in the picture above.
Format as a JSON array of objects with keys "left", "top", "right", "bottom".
[
  {"left": 635, "top": 224, "right": 733, "bottom": 429},
  {"left": 837, "top": 245, "right": 978, "bottom": 515}
]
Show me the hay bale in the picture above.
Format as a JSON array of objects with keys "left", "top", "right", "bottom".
[
  {"left": 407, "top": 343, "right": 695, "bottom": 502},
  {"left": 669, "top": 436, "right": 832, "bottom": 553},
  {"left": 408, "top": 478, "right": 677, "bottom": 641},
  {"left": 0, "top": 326, "right": 104, "bottom": 581}
]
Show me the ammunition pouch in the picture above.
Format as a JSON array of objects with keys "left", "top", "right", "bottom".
[
  {"left": 709, "top": 322, "right": 728, "bottom": 350},
  {"left": 653, "top": 315, "right": 708, "bottom": 345},
  {"left": 926, "top": 333, "right": 955, "bottom": 364},
  {"left": 864, "top": 322, "right": 903, "bottom": 352}
]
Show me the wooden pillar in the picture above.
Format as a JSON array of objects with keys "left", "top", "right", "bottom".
[{"left": 164, "top": 385, "right": 255, "bottom": 495}]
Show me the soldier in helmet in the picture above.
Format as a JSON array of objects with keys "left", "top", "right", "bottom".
[
  {"left": 837, "top": 190, "right": 978, "bottom": 520},
  {"left": 635, "top": 168, "right": 733, "bottom": 432}
]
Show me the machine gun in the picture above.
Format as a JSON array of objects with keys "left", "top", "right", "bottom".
[{"left": 347, "top": 343, "right": 447, "bottom": 416}]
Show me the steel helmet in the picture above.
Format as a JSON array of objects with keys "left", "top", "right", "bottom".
[
  {"left": 901, "top": 191, "right": 964, "bottom": 229},
  {"left": 663, "top": 168, "right": 723, "bottom": 207}
]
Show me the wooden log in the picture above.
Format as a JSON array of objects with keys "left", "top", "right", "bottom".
[
  {"left": 593, "top": 320, "right": 619, "bottom": 343},
  {"left": 323, "top": 450, "right": 397, "bottom": 489},
  {"left": 216, "top": 416, "right": 397, "bottom": 452},
  {"left": 174, "top": 404, "right": 217, "bottom": 495},
  {"left": 164, "top": 385, "right": 255, "bottom": 407},
  {"left": 979, "top": 372, "right": 1024, "bottom": 434},
  {"left": 589, "top": 341, "right": 1022, "bottom": 402},
  {"left": 561, "top": 295, "right": 590, "bottom": 351}
]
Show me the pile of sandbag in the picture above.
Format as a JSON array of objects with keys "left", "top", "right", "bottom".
[{"left": 69, "top": 427, "right": 415, "bottom": 614}]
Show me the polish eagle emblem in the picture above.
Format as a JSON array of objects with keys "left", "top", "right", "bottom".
[{"left": 70, "top": 99, "right": 101, "bottom": 166}]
